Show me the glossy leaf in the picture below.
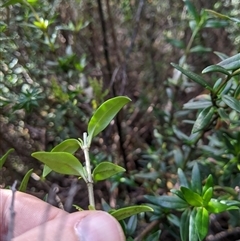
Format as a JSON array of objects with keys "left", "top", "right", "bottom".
[
  {"left": 202, "top": 175, "right": 213, "bottom": 195},
  {"left": 195, "top": 207, "right": 209, "bottom": 241},
  {"left": 171, "top": 63, "right": 212, "bottom": 90},
  {"left": 111, "top": 205, "right": 153, "bottom": 221},
  {"left": 144, "top": 195, "right": 189, "bottom": 209},
  {"left": 202, "top": 65, "right": 230, "bottom": 75},
  {"left": 178, "top": 168, "right": 189, "bottom": 188},
  {"left": 203, "top": 187, "right": 213, "bottom": 206},
  {"left": 189, "top": 208, "right": 198, "bottom": 241},
  {"left": 222, "top": 95, "right": 240, "bottom": 113},
  {"left": 93, "top": 162, "right": 125, "bottom": 181},
  {"left": 51, "top": 139, "right": 80, "bottom": 153},
  {"left": 0, "top": 148, "right": 14, "bottom": 168},
  {"left": 180, "top": 208, "right": 190, "bottom": 241},
  {"left": 42, "top": 165, "right": 52, "bottom": 178},
  {"left": 19, "top": 169, "right": 33, "bottom": 192},
  {"left": 217, "top": 53, "right": 240, "bottom": 70},
  {"left": 32, "top": 152, "right": 86, "bottom": 181},
  {"left": 87, "top": 96, "right": 131, "bottom": 144},
  {"left": 171, "top": 189, "right": 185, "bottom": 200},
  {"left": 192, "top": 106, "right": 215, "bottom": 133},
  {"left": 206, "top": 199, "right": 230, "bottom": 213},
  {"left": 181, "top": 187, "right": 203, "bottom": 207},
  {"left": 191, "top": 163, "right": 202, "bottom": 194}
]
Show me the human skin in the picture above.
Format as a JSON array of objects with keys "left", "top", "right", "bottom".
[{"left": 0, "top": 189, "right": 125, "bottom": 241}]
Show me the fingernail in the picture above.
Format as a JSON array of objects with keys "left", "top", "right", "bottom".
[{"left": 75, "top": 212, "right": 124, "bottom": 241}]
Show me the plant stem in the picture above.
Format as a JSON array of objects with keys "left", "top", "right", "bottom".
[{"left": 82, "top": 132, "right": 95, "bottom": 209}]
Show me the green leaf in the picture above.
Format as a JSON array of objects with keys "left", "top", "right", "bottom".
[
  {"left": 32, "top": 152, "right": 86, "bottom": 181},
  {"left": 111, "top": 205, "right": 153, "bottom": 221},
  {"left": 184, "top": 0, "right": 200, "bottom": 23},
  {"left": 181, "top": 187, "right": 203, "bottom": 207},
  {"left": 178, "top": 168, "right": 189, "bottom": 188},
  {"left": 93, "top": 162, "right": 125, "bottom": 181},
  {"left": 19, "top": 168, "right": 33, "bottom": 192},
  {"left": 144, "top": 195, "right": 189, "bottom": 209},
  {"left": 190, "top": 46, "right": 211, "bottom": 53},
  {"left": 1, "top": 0, "right": 23, "bottom": 7},
  {"left": 51, "top": 139, "right": 80, "bottom": 153},
  {"left": 180, "top": 208, "right": 190, "bottom": 241},
  {"left": 195, "top": 207, "right": 209, "bottom": 241},
  {"left": 222, "top": 95, "right": 240, "bottom": 113},
  {"left": 87, "top": 96, "right": 131, "bottom": 144},
  {"left": 217, "top": 53, "right": 240, "bottom": 70},
  {"left": 192, "top": 106, "right": 215, "bottom": 133},
  {"left": 202, "top": 187, "right": 213, "bottom": 206},
  {"left": 206, "top": 199, "right": 230, "bottom": 213},
  {"left": 189, "top": 208, "right": 198, "bottom": 241},
  {"left": 42, "top": 165, "right": 52, "bottom": 178},
  {"left": 202, "top": 65, "right": 231, "bottom": 75},
  {"left": 0, "top": 148, "right": 14, "bottom": 168},
  {"left": 171, "top": 189, "right": 185, "bottom": 200},
  {"left": 204, "top": 19, "right": 228, "bottom": 28},
  {"left": 171, "top": 63, "right": 212, "bottom": 90},
  {"left": 191, "top": 163, "right": 202, "bottom": 194}
]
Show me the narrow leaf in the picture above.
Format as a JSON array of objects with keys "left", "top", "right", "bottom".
[
  {"left": 195, "top": 207, "right": 209, "bottom": 241},
  {"left": 87, "top": 96, "right": 131, "bottom": 143},
  {"left": 0, "top": 148, "right": 14, "bottom": 168},
  {"left": 184, "top": 0, "right": 200, "bottom": 22},
  {"left": 189, "top": 208, "right": 198, "bottom": 241},
  {"left": 51, "top": 139, "right": 80, "bottom": 153},
  {"left": 222, "top": 95, "right": 240, "bottom": 113},
  {"left": 32, "top": 152, "right": 86, "bottom": 181},
  {"left": 180, "top": 208, "right": 190, "bottom": 241},
  {"left": 202, "top": 175, "right": 213, "bottom": 195},
  {"left": 111, "top": 205, "right": 153, "bottom": 221},
  {"left": 42, "top": 165, "right": 52, "bottom": 178},
  {"left": 207, "top": 199, "right": 229, "bottom": 213},
  {"left": 178, "top": 168, "right": 189, "bottom": 188},
  {"left": 181, "top": 187, "right": 203, "bottom": 207},
  {"left": 171, "top": 63, "right": 212, "bottom": 90},
  {"left": 217, "top": 53, "right": 240, "bottom": 70},
  {"left": 192, "top": 106, "right": 215, "bottom": 133},
  {"left": 203, "top": 187, "right": 213, "bottom": 206},
  {"left": 93, "top": 162, "right": 125, "bottom": 182},
  {"left": 191, "top": 163, "right": 202, "bottom": 194},
  {"left": 202, "top": 65, "right": 231, "bottom": 75},
  {"left": 19, "top": 169, "right": 33, "bottom": 192},
  {"left": 1, "top": 0, "right": 23, "bottom": 7}
]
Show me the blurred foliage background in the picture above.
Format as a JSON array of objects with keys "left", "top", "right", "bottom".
[{"left": 1, "top": 0, "right": 240, "bottom": 240}]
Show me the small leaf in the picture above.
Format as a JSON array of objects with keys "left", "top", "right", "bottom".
[
  {"left": 178, "top": 168, "right": 189, "bottom": 188},
  {"left": 32, "top": 152, "right": 86, "bottom": 181},
  {"left": 1, "top": 0, "right": 23, "bottom": 7},
  {"left": 144, "top": 195, "right": 189, "bottom": 209},
  {"left": 171, "top": 63, "right": 212, "bottom": 90},
  {"left": 206, "top": 199, "right": 230, "bottom": 213},
  {"left": 222, "top": 95, "right": 240, "bottom": 113},
  {"left": 42, "top": 165, "right": 52, "bottom": 178},
  {"left": 203, "top": 175, "right": 213, "bottom": 195},
  {"left": 195, "top": 207, "right": 209, "bottom": 241},
  {"left": 181, "top": 187, "right": 203, "bottom": 207},
  {"left": 184, "top": 0, "right": 200, "bottom": 23},
  {"left": 203, "top": 187, "right": 213, "bottom": 206},
  {"left": 111, "top": 205, "right": 153, "bottom": 221},
  {"left": 87, "top": 96, "right": 131, "bottom": 144},
  {"left": 93, "top": 162, "right": 125, "bottom": 181},
  {"left": 191, "top": 163, "right": 202, "bottom": 194},
  {"left": 190, "top": 46, "right": 211, "bottom": 53},
  {"left": 189, "top": 208, "right": 198, "bottom": 241},
  {"left": 19, "top": 169, "right": 33, "bottom": 192},
  {"left": 217, "top": 53, "right": 240, "bottom": 70},
  {"left": 0, "top": 148, "right": 14, "bottom": 168},
  {"left": 171, "top": 189, "right": 185, "bottom": 200},
  {"left": 126, "top": 215, "right": 137, "bottom": 236},
  {"left": 51, "top": 139, "right": 80, "bottom": 153},
  {"left": 202, "top": 65, "right": 231, "bottom": 75},
  {"left": 180, "top": 208, "right": 191, "bottom": 241},
  {"left": 192, "top": 106, "right": 215, "bottom": 133}
]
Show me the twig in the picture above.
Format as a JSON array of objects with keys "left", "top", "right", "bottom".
[
  {"left": 206, "top": 227, "right": 240, "bottom": 241},
  {"left": 7, "top": 180, "right": 18, "bottom": 241}
]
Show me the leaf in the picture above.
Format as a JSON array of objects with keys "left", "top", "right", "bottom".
[
  {"left": 189, "top": 208, "right": 198, "bottom": 241},
  {"left": 51, "top": 139, "right": 80, "bottom": 153},
  {"left": 31, "top": 152, "right": 86, "bottom": 181},
  {"left": 202, "top": 187, "right": 213, "bottom": 206},
  {"left": 204, "top": 19, "right": 228, "bottom": 28},
  {"left": 19, "top": 169, "right": 33, "bottom": 192},
  {"left": 42, "top": 165, "right": 52, "bottom": 178},
  {"left": 126, "top": 215, "right": 137, "bottom": 236},
  {"left": 178, "top": 168, "right": 189, "bottom": 188},
  {"left": 217, "top": 53, "right": 240, "bottom": 70},
  {"left": 180, "top": 208, "right": 190, "bottom": 241},
  {"left": 192, "top": 106, "right": 215, "bottom": 133},
  {"left": 222, "top": 95, "right": 240, "bottom": 113},
  {"left": 202, "top": 65, "right": 231, "bottom": 75},
  {"left": 184, "top": 0, "right": 200, "bottom": 23},
  {"left": 93, "top": 162, "right": 125, "bottom": 181},
  {"left": 191, "top": 163, "right": 202, "bottom": 194},
  {"left": 111, "top": 205, "right": 153, "bottom": 221},
  {"left": 190, "top": 46, "right": 211, "bottom": 53},
  {"left": 171, "top": 63, "right": 212, "bottom": 90},
  {"left": 0, "top": 148, "right": 14, "bottom": 168},
  {"left": 195, "top": 207, "right": 209, "bottom": 241},
  {"left": 171, "top": 189, "right": 185, "bottom": 200},
  {"left": 144, "top": 195, "right": 189, "bottom": 209},
  {"left": 206, "top": 199, "right": 230, "bottom": 213},
  {"left": 181, "top": 187, "right": 203, "bottom": 207},
  {"left": 202, "top": 175, "right": 213, "bottom": 195},
  {"left": 87, "top": 96, "right": 131, "bottom": 144},
  {"left": 1, "top": 0, "right": 23, "bottom": 7}
]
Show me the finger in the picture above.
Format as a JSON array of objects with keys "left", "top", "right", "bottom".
[
  {"left": 0, "top": 189, "right": 67, "bottom": 238},
  {"left": 13, "top": 211, "right": 126, "bottom": 241}
]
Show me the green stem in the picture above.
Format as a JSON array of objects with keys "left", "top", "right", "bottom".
[{"left": 82, "top": 132, "right": 95, "bottom": 209}]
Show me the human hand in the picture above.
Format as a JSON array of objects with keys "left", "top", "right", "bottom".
[{"left": 0, "top": 189, "right": 125, "bottom": 241}]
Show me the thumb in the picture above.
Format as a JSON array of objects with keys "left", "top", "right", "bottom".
[{"left": 13, "top": 211, "right": 126, "bottom": 241}]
